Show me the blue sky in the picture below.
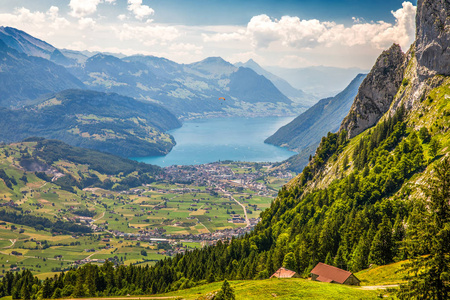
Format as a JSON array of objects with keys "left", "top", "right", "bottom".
[{"left": 0, "top": 0, "right": 418, "bottom": 68}]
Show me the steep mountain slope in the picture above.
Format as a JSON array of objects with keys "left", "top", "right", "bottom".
[
  {"left": 70, "top": 54, "right": 299, "bottom": 118},
  {"left": 235, "top": 59, "right": 317, "bottom": 106},
  {"left": 266, "top": 74, "right": 366, "bottom": 151},
  {"left": 265, "top": 74, "right": 366, "bottom": 172},
  {"left": 0, "top": 40, "right": 85, "bottom": 107},
  {"left": 339, "top": 44, "right": 406, "bottom": 138},
  {"left": 0, "top": 89, "right": 181, "bottom": 157},
  {"left": 0, "top": 26, "right": 76, "bottom": 66}
]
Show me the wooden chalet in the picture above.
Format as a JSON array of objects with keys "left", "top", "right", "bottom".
[
  {"left": 310, "top": 262, "right": 360, "bottom": 286},
  {"left": 270, "top": 267, "right": 301, "bottom": 279}
]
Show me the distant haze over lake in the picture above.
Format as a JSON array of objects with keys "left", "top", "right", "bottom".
[{"left": 132, "top": 117, "right": 296, "bottom": 167}]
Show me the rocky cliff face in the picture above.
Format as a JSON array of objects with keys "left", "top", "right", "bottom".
[
  {"left": 415, "top": 0, "right": 450, "bottom": 78},
  {"left": 339, "top": 44, "right": 406, "bottom": 138}
]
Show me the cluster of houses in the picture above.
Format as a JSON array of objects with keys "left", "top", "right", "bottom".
[{"left": 270, "top": 262, "right": 360, "bottom": 286}]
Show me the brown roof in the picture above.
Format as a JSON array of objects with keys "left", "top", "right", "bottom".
[
  {"left": 270, "top": 267, "right": 297, "bottom": 278},
  {"left": 310, "top": 262, "right": 356, "bottom": 284}
]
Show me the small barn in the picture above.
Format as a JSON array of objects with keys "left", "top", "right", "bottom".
[
  {"left": 270, "top": 267, "right": 301, "bottom": 279},
  {"left": 310, "top": 262, "right": 360, "bottom": 286}
]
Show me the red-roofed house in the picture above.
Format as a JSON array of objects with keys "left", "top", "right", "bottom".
[
  {"left": 270, "top": 267, "right": 301, "bottom": 278},
  {"left": 310, "top": 262, "right": 360, "bottom": 285}
]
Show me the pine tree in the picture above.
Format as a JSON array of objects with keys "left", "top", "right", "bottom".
[
  {"left": 282, "top": 252, "right": 296, "bottom": 271},
  {"left": 368, "top": 216, "right": 393, "bottom": 265},
  {"left": 429, "top": 138, "right": 440, "bottom": 158},
  {"left": 398, "top": 156, "right": 450, "bottom": 300},
  {"left": 215, "top": 279, "right": 235, "bottom": 300},
  {"left": 333, "top": 245, "right": 347, "bottom": 270}
]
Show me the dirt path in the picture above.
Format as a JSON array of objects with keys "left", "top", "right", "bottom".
[
  {"left": 360, "top": 284, "right": 399, "bottom": 290},
  {"left": 94, "top": 211, "right": 106, "bottom": 222},
  {"left": 219, "top": 188, "right": 250, "bottom": 227},
  {"left": 199, "top": 222, "right": 211, "bottom": 234},
  {"left": 5, "top": 239, "right": 16, "bottom": 248}
]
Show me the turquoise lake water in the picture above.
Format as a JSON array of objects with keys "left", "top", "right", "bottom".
[{"left": 132, "top": 116, "right": 297, "bottom": 167}]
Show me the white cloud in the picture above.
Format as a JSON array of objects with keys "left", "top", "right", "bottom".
[
  {"left": 46, "top": 6, "right": 70, "bottom": 30},
  {"left": 0, "top": 7, "right": 70, "bottom": 32},
  {"left": 203, "top": 1, "right": 416, "bottom": 51},
  {"left": 202, "top": 30, "right": 247, "bottom": 43},
  {"left": 127, "top": 0, "right": 154, "bottom": 21},
  {"left": 116, "top": 23, "right": 179, "bottom": 45},
  {"left": 69, "top": 0, "right": 102, "bottom": 18},
  {"left": 78, "top": 18, "right": 96, "bottom": 30},
  {"left": 169, "top": 43, "right": 203, "bottom": 55},
  {"left": 118, "top": 14, "right": 127, "bottom": 21}
]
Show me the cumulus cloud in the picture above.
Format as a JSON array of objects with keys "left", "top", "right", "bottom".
[
  {"left": 116, "top": 23, "right": 179, "bottom": 44},
  {"left": 0, "top": 6, "right": 69, "bottom": 31},
  {"left": 202, "top": 30, "right": 247, "bottom": 43},
  {"left": 78, "top": 18, "right": 96, "bottom": 30},
  {"left": 127, "top": 0, "right": 154, "bottom": 20},
  {"left": 204, "top": 1, "right": 416, "bottom": 51},
  {"left": 69, "top": 0, "right": 102, "bottom": 18}
]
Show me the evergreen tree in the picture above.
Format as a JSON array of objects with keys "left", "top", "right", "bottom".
[
  {"left": 429, "top": 138, "right": 440, "bottom": 158},
  {"left": 398, "top": 157, "right": 450, "bottom": 300},
  {"left": 282, "top": 252, "right": 296, "bottom": 271},
  {"left": 333, "top": 245, "right": 347, "bottom": 270},
  {"left": 369, "top": 216, "right": 393, "bottom": 265},
  {"left": 215, "top": 279, "right": 235, "bottom": 300}
]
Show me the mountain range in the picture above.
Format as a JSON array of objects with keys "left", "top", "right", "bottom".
[
  {"left": 235, "top": 59, "right": 317, "bottom": 106},
  {"left": 0, "top": 26, "right": 312, "bottom": 119}
]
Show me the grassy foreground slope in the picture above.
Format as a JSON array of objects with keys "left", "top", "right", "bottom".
[
  {"left": 356, "top": 260, "right": 408, "bottom": 286},
  {"left": 160, "top": 279, "right": 382, "bottom": 300}
]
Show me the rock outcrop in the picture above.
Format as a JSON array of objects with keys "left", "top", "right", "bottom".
[
  {"left": 415, "top": 0, "right": 450, "bottom": 78},
  {"left": 339, "top": 44, "right": 406, "bottom": 138}
]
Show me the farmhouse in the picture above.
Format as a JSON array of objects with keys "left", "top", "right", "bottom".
[
  {"left": 310, "top": 262, "right": 360, "bottom": 286},
  {"left": 270, "top": 267, "right": 301, "bottom": 279}
]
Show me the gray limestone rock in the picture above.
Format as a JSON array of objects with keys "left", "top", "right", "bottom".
[
  {"left": 415, "top": 0, "right": 450, "bottom": 78},
  {"left": 339, "top": 44, "right": 406, "bottom": 138}
]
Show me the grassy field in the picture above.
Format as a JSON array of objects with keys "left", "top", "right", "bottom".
[
  {"left": 356, "top": 261, "right": 409, "bottom": 286},
  {"left": 158, "top": 279, "right": 387, "bottom": 300}
]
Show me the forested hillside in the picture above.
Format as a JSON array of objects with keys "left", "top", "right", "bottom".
[{"left": 0, "top": 89, "right": 181, "bottom": 157}]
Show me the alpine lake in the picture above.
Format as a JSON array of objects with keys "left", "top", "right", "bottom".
[{"left": 133, "top": 116, "right": 297, "bottom": 166}]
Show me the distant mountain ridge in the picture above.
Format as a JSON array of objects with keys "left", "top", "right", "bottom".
[
  {"left": 266, "top": 65, "right": 368, "bottom": 98},
  {"left": 0, "top": 89, "right": 181, "bottom": 157},
  {"left": 0, "top": 27, "right": 309, "bottom": 119},
  {"left": 235, "top": 59, "right": 317, "bottom": 107},
  {"left": 0, "top": 39, "right": 85, "bottom": 107},
  {"left": 0, "top": 26, "right": 77, "bottom": 66},
  {"left": 69, "top": 53, "right": 299, "bottom": 118}
]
